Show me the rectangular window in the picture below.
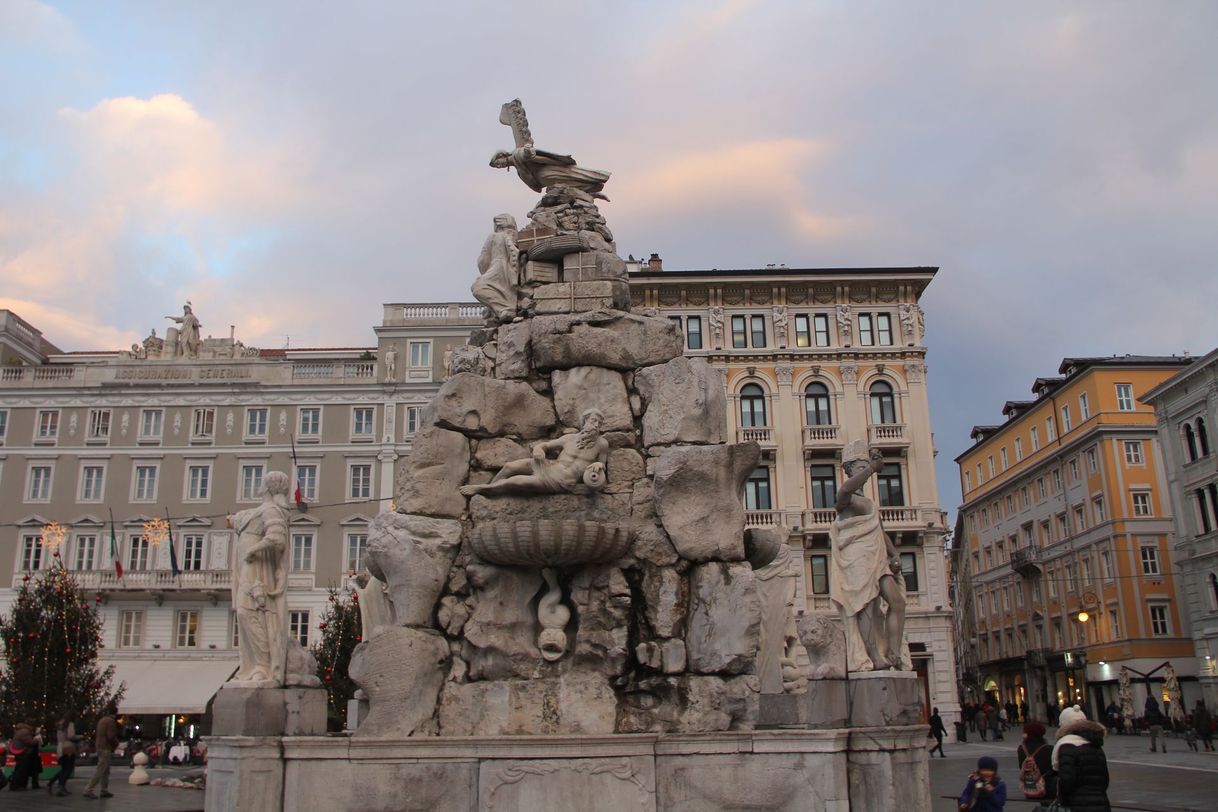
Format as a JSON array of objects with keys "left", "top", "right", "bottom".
[
  {"left": 408, "top": 340, "right": 431, "bottom": 368},
  {"left": 186, "top": 464, "right": 211, "bottom": 501},
  {"left": 80, "top": 464, "right": 105, "bottom": 502},
  {"left": 182, "top": 534, "right": 205, "bottom": 571},
  {"left": 1046, "top": 415, "right": 1056, "bottom": 441},
  {"left": 246, "top": 407, "right": 269, "bottom": 439},
  {"left": 900, "top": 552, "right": 920, "bottom": 592},
  {"left": 1124, "top": 441, "right": 1144, "bottom": 465},
  {"left": 1066, "top": 563, "right": 1078, "bottom": 592},
  {"left": 809, "top": 464, "right": 837, "bottom": 509},
  {"left": 963, "top": 471, "right": 972, "bottom": 491},
  {"left": 352, "top": 407, "right": 374, "bottom": 437},
  {"left": 1061, "top": 405, "right": 1072, "bottom": 433},
  {"left": 858, "top": 314, "right": 874, "bottom": 346},
  {"left": 987, "top": 456, "right": 995, "bottom": 477},
  {"left": 685, "top": 316, "right": 703, "bottom": 349},
  {"left": 346, "top": 532, "right": 368, "bottom": 572},
  {"left": 1015, "top": 438, "right": 1024, "bottom": 461},
  {"left": 119, "top": 610, "right": 144, "bottom": 648},
  {"left": 133, "top": 464, "right": 158, "bottom": 501},
  {"left": 794, "top": 314, "right": 811, "bottom": 348},
  {"left": 128, "top": 535, "right": 150, "bottom": 571},
  {"left": 1006, "top": 494, "right": 1014, "bottom": 514},
  {"left": 175, "top": 610, "right": 200, "bottom": 648},
  {"left": 1086, "top": 447, "right": 1098, "bottom": 473},
  {"left": 1052, "top": 469, "right": 1062, "bottom": 491},
  {"left": 1040, "top": 519, "right": 1051, "bottom": 545},
  {"left": 1093, "top": 496, "right": 1105, "bottom": 523},
  {"left": 1140, "top": 545, "right": 1161, "bottom": 575},
  {"left": 1132, "top": 491, "right": 1152, "bottom": 517},
  {"left": 1073, "top": 505, "right": 1086, "bottom": 533},
  {"left": 809, "top": 554, "right": 829, "bottom": 594},
  {"left": 36, "top": 409, "right": 59, "bottom": 440},
  {"left": 731, "top": 315, "right": 747, "bottom": 348},
  {"left": 813, "top": 314, "right": 830, "bottom": 346},
  {"left": 1031, "top": 426, "right": 1040, "bottom": 451},
  {"left": 1116, "top": 383, "right": 1134, "bottom": 411},
  {"left": 1079, "top": 393, "right": 1090, "bottom": 421},
  {"left": 405, "top": 405, "right": 423, "bottom": 436},
  {"left": 1081, "top": 556, "right": 1093, "bottom": 586},
  {"left": 744, "top": 467, "right": 773, "bottom": 510},
  {"left": 1100, "top": 548, "right": 1113, "bottom": 580},
  {"left": 350, "top": 463, "right": 373, "bottom": 500},
  {"left": 1150, "top": 604, "right": 1170, "bottom": 636},
  {"left": 1109, "top": 609, "right": 1121, "bottom": 640},
  {"left": 87, "top": 408, "right": 111, "bottom": 440},
  {"left": 1057, "top": 512, "right": 1068, "bottom": 538},
  {"left": 296, "top": 464, "right": 318, "bottom": 502},
  {"left": 192, "top": 407, "right": 215, "bottom": 440},
  {"left": 976, "top": 463, "right": 983, "bottom": 484},
  {"left": 876, "top": 313, "right": 893, "bottom": 345},
  {"left": 877, "top": 464, "right": 904, "bottom": 507},
  {"left": 750, "top": 315, "right": 766, "bottom": 348},
  {"left": 292, "top": 533, "right": 315, "bottom": 572},
  {"left": 28, "top": 464, "right": 53, "bottom": 501},
  {"left": 20, "top": 535, "right": 43, "bottom": 571},
  {"left": 240, "top": 463, "right": 265, "bottom": 500},
  {"left": 1001, "top": 448, "right": 1009, "bottom": 470},
  {"left": 0, "top": 409, "right": 8, "bottom": 443},
  {"left": 299, "top": 407, "right": 321, "bottom": 438},
  {"left": 289, "top": 610, "right": 311, "bottom": 646},
  {"left": 1047, "top": 568, "right": 1057, "bottom": 598},
  {"left": 74, "top": 534, "right": 97, "bottom": 570},
  {"left": 140, "top": 408, "right": 163, "bottom": 440},
  {"left": 1021, "top": 486, "right": 1029, "bottom": 507},
  {"left": 231, "top": 611, "right": 240, "bottom": 648},
  {"left": 1037, "top": 477, "right": 1046, "bottom": 501},
  {"left": 1068, "top": 458, "right": 1079, "bottom": 481}
]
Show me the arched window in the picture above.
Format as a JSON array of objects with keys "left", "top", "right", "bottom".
[
  {"left": 869, "top": 381, "right": 897, "bottom": 425},
  {"left": 1197, "top": 417, "right": 1211, "bottom": 457},
  {"left": 804, "top": 382, "right": 832, "bottom": 426},
  {"left": 1183, "top": 423, "right": 1199, "bottom": 463},
  {"left": 739, "top": 383, "right": 768, "bottom": 428}
]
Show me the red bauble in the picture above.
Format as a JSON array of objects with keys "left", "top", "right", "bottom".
[
  {"left": 53, "top": 551, "right": 61, "bottom": 558},
  {"left": 318, "top": 623, "right": 327, "bottom": 630},
  {"left": 22, "top": 575, "right": 29, "bottom": 582},
  {"left": 355, "top": 635, "right": 362, "bottom": 642},
  {"left": 65, "top": 647, "right": 72, "bottom": 653},
  {"left": 324, "top": 675, "right": 332, "bottom": 681}
]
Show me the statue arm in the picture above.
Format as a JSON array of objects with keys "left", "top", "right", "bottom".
[
  {"left": 262, "top": 512, "right": 290, "bottom": 598},
  {"left": 477, "top": 235, "right": 494, "bottom": 275}
]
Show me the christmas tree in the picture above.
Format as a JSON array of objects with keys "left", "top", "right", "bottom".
[
  {"left": 0, "top": 556, "right": 124, "bottom": 734},
  {"left": 312, "top": 585, "right": 361, "bottom": 731}
]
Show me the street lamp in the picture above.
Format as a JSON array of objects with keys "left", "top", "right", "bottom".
[{"left": 1076, "top": 610, "right": 1090, "bottom": 624}]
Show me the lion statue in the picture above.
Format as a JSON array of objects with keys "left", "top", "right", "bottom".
[{"left": 797, "top": 614, "right": 847, "bottom": 680}]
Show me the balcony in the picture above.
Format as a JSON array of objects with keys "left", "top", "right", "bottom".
[
  {"left": 1010, "top": 546, "right": 1043, "bottom": 577},
  {"left": 878, "top": 506, "right": 919, "bottom": 526},
  {"left": 868, "top": 423, "right": 909, "bottom": 448},
  {"left": 291, "top": 361, "right": 376, "bottom": 380},
  {"left": 736, "top": 426, "right": 776, "bottom": 447},
  {"left": 382, "top": 302, "right": 486, "bottom": 327},
  {"left": 802, "top": 508, "right": 837, "bottom": 529},
  {"left": 802, "top": 424, "right": 841, "bottom": 451},
  {"left": 0, "top": 365, "right": 78, "bottom": 385},
  {"left": 745, "top": 510, "right": 783, "bottom": 528},
  {"left": 57, "top": 569, "right": 232, "bottom": 596}
]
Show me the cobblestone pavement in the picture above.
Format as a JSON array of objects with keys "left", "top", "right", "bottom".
[
  {"left": 4, "top": 765, "right": 203, "bottom": 811},
  {"left": 931, "top": 726, "right": 1218, "bottom": 812}
]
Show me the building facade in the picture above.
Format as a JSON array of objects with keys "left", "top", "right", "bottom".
[
  {"left": 954, "top": 356, "right": 1199, "bottom": 720},
  {"left": 629, "top": 263, "right": 959, "bottom": 730},
  {"left": 1143, "top": 347, "right": 1218, "bottom": 708},
  {"left": 0, "top": 302, "right": 480, "bottom": 735}
]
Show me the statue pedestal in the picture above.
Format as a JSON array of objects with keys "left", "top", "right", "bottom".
[
  {"left": 844, "top": 672, "right": 928, "bottom": 812},
  {"left": 757, "top": 681, "right": 848, "bottom": 729},
  {"left": 212, "top": 685, "right": 328, "bottom": 736},
  {"left": 845, "top": 670, "right": 922, "bottom": 727}
]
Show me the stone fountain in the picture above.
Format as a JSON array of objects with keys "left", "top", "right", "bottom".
[{"left": 204, "top": 100, "right": 931, "bottom": 812}]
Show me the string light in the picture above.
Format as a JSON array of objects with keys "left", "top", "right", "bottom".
[
  {"left": 39, "top": 522, "right": 67, "bottom": 551},
  {"left": 142, "top": 516, "right": 170, "bottom": 546}
]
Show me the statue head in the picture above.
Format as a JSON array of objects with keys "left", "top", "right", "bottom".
[
  {"left": 580, "top": 408, "right": 604, "bottom": 433},
  {"left": 261, "top": 470, "right": 291, "bottom": 502},
  {"left": 492, "top": 212, "right": 517, "bottom": 231},
  {"left": 537, "top": 628, "right": 567, "bottom": 662},
  {"left": 489, "top": 151, "right": 512, "bottom": 169},
  {"left": 841, "top": 439, "right": 872, "bottom": 476}
]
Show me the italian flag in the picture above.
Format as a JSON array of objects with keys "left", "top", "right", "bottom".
[{"left": 108, "top": 510, "right": 123, "bottom": 579}]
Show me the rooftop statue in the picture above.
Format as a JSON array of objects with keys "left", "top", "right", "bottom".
[
  {"left": 166, "top": 302, "right": 201, "bottom": 358},
  {"left": 490, "top": 99, "right": 611, "bottom": 200}
]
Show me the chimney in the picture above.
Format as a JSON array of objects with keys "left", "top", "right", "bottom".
[{"left": 647, "top": 253, "right": 663, "bottom": 272}]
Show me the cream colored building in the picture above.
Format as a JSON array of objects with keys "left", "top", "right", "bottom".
[
  {"left": 1143, "top": 347, "right": 1218, "bottom": 708},
  {"left": 629, "top": 261, "right": 959, "bottom": 731},
  {"left": 0, "top": 303, "right": 480, "bottom": 734}
]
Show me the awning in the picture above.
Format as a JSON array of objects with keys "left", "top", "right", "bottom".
[{"left": 107, "top": 658, "right": 237, "bottom": 715}]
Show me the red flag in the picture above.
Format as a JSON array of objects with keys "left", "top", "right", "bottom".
[
  {"left": 108, "top": 509, "right": 123, "bottom": 579},
  {"left": 290, "top": 433, "right": 303, "bottom": 510}
]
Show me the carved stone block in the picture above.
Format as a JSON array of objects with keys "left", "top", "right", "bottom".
[
  {"left": 532, "top": 280, "right": 631, "bottom": 314},
  {"left": 652, "top": 442, "right": 760, "bottom": 562},
  {"left": 479, "top": 756, "right": 655, "bottom": 811},
  {"left": 523, "top": 260, "right": 559, "bottom": 284},
  {"left": 561, "top": 250, "right": 628, "bottom": 282},
  {"left": 349, "top": 627, "right": 448, "bottom": 738},
  {"left": 530, "top": 311, "right": 684, "bottom": 372},
  {"left": 394, "top": 427, "right": 469, "bottom": 518},
  {"left": 437, "top": 673, "right": 618, "bottom": 736},
  {"left": 550, "top": 365, "right": 633, "bottom": 431},
  {"left": 365, "top": 511, "right": 462, "bottom": 626},
  {"left": 428, "top": 372, "right": 556, "bottom": 438},
  {"left": 494, "top": 320, "right": 531, "bottom": 380},
  {"left": 686, "top": 562, "right": 760, "bottom": 675},
  {"left": 212, "top": 686, "right": 328, "bottom": 737},
  {"left": 635, "top": 357, "right": 727, "bottom": 446}
]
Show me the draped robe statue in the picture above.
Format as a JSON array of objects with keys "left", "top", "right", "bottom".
[
  {"left": 229, "top": 471, "right": 292, "bottom": 686},
  {"left": 471, "top": 214, "right": 521, "bottom": 323}
]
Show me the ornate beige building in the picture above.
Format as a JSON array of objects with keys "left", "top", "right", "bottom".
[{"left": 628, "top": 261, "right": 958, "bottom": 730}]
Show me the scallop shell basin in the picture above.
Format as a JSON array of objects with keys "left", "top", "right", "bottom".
[{"left": 468, "top": 519, "right": 633, "bottom": 567}]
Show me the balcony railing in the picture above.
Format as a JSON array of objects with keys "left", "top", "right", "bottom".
[
  {"left": 59, "top": 569, "right": 233, "bottom": 592},
  {"left": 736, "top": 426, "right": 776, "bottom": 445},
  {"left": 0, "top": 366, "right": 78, "bottom": 384},
  {"left": 802, "top": 425, "right": 840, "bottom": 447},
  {"left": 878, "top": 506, "right": 918, "bottom": 524},
  {"left": 802, "top": 508, "right": 837, "bottom": 528},
  {"left": 1010, "top": 546, "right": 1043, "bottom": 577},
  {"left": 868, "top": 423, "right": 908, "bottom": 445},
  {"left": 291, "top": 361, "right": 376, "bottom": 380},
  {"left": 745, "top": 510, "right": 782, "bottom": 527}
]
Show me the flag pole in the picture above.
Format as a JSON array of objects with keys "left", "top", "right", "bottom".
[
  {"left": 108, "top": 507, "right": 124, "bottom": 582},
  {"left": 166, "top": 506, "right": 181, "bottom": 582},
  {"left": 290, "top": 432, "right": 305, "bottom": 512}
]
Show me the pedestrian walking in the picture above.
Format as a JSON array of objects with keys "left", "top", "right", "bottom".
[
  {"left": 1144, "top": 695, "right": 1166, "bottom": 753},
  {"left": 1194, "top": 700, "right": 1214, "bottom": 752},
  {"left": 990, "top": 705, "right": 1004, "bottom": 741},
  {"left": 929, "top": 707, "right": 947, "bottom": 758},
  {"left": 1053, "top": 704, "right": 1111, "bottom": 812},
  {"left": 1016, "top": 721, "right": 1056, "bottom": 811},
  {"left": 977, "top": 706, "right": 991, "bottom": 741},
  {"left": 82, "top": 703, "right": 118, "bottom": 799},
  {"left": 48, "top": 741, "right": 76, "bottom": 797},
  {"left": 958, "top": 755, "right": 1007, "bottom": 811}
]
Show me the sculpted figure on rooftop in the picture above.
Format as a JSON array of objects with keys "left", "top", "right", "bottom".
[{"left": 166, "top": 303, "right": 201, "bottom": 358}]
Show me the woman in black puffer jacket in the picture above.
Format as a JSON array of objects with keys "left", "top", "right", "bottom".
[{"left": 1052, "top": 705, "right": 1111, "bottom": 812}]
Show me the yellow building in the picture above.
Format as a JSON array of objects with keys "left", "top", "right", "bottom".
[{"left": 953, "top": 356, "right": 1198, "bottom": 719}]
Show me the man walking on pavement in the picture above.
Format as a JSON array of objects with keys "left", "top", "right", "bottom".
[{"left": 82, "top": 703, "right": 118, "bottom": 799}]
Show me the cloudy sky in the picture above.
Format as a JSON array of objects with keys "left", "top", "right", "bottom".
[{"left": 2, "top": 0, "right": 1216, "bottom": 514}]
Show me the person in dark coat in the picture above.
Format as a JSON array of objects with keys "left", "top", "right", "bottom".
[
  {"left": 958, "top": 755, "right": 1007, "bottom": 811},
  {"left": 929, "top": 707, "right": 947, "bottom": 758},
  {"left": 1015, "top": 721, "right": 1056, "bottom": 810},
  {"left": 1052, "top": 705, "right": 1110, "bottom": 812},
  {"left": 1194, "top": 700, "right": 1214, "bottom": 752}
]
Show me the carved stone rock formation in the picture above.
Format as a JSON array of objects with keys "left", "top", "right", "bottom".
[
  {"left": 365, "top": 512, "right": 462, "bottom": 627},
  {"left": 349, "top": 626, "right": 449, "bottom": 738},
  {"left": 461, "top": 564, "right": 545, "bottom": 681},
  {"left": 685, "top": 562, "right": 761, "bottom": 675},
  {"left": 429, "top": 372, "right": 557, "bottom": 439},
  {"left": 394, "top": 427, "right": 469, "bottom": 518},
  {"left": 529, "top": 311, "right": 684, "bottom": 371},
  {"left": 550, "top": 366, "right": 633, "bottom": 431},
  {"left": 652, "top": 442, "right": 761, "bottom": 562},
  {"left": 634, "top": 357, "right": 727, "bottom": 447}
]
